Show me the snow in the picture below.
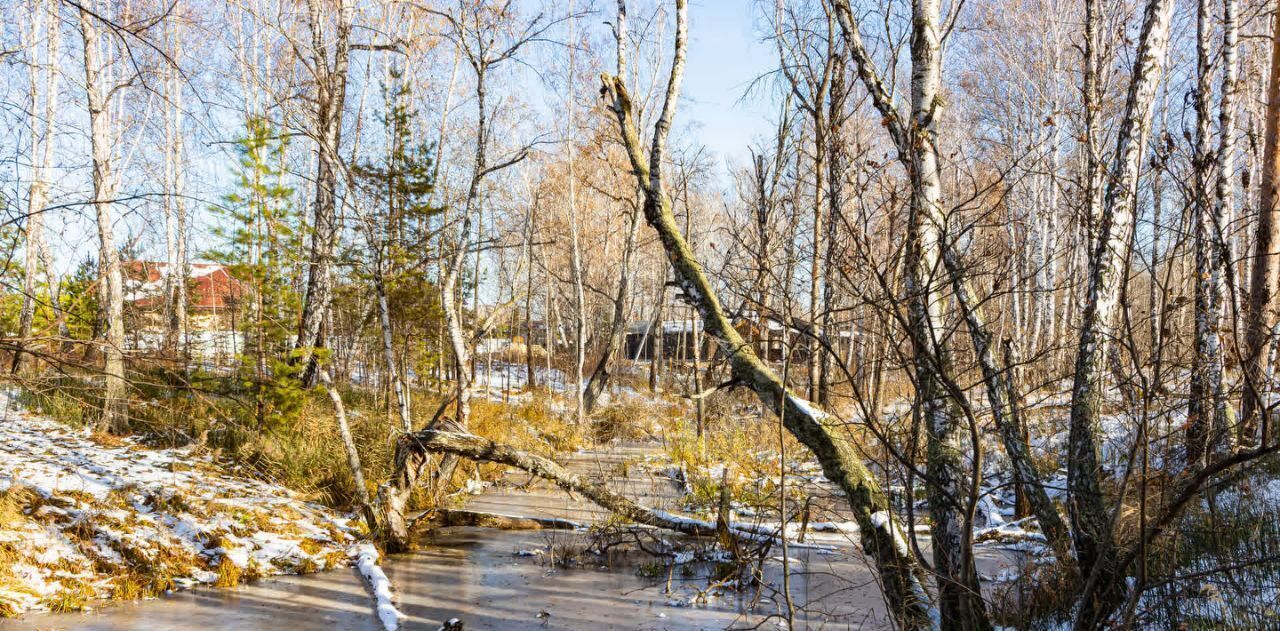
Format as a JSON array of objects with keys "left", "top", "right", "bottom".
[
  {"left": 646, "top": 508, "right": 834, "bottom": 551},
  {"left": 869, "top": 511, "right": 912, "bottom": 557},
  {"left": 785, "top": 394, "right": 825, "bottom": 422},
  {"left": 352, "top": 543, "right": 404, "bottom": 631},
  {"left": 470, "top": 361, "right": 567, "bottom": 394},
  {"left": 0, "top": 392, "right": 387, "bottom": 621}
]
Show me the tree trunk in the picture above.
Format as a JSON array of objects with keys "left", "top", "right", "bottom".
[
  {"left": 832, "top": 0, "right": 990, "bottom": 625},
  {"left": 1187, "top": 0, "right": 1232, "bottom": 468},
  {"left": 13, "top": 0, "right": 60, "bottom": 375},
  {"left": 903, "top": 2, "right": 989, "bottom": 626},
  {"left": 567, "top": 2, "right": 587, "bottom": 424},
  {"left": 79, "top": 2, "right": 128, "bottom": 434},
  {"left": 1210, "top": 0, "right": 1239, "bottom": 453},
  {"left": 942, "top": 248, "right": 1076, "bottom": 568},
  {"left": 162, "top": 17, "right": 188, "bottom": 360},
  {"left": 1240, "top": 2, "right": 1280, "bottom": 447},
  {"left": 318, "top": 368, "right": 375, "bottom": 530},
  {"left": 584, "top": 199, "right": 643, "bottom": 414},
  {"left": 393, "top": 428, "right": 807, "bottom": 544},
  {"left": 295, "top": 0, "right": 353, "bottom": 385},
  {"left": 376, "top": 272, "right": 411, "bottom": 432},
  {"left": 600, "top": 3, "right": 937, "bottom": 626},
  {"left": 1067, "top": 0, "right": 1175, "bottom": 623}
]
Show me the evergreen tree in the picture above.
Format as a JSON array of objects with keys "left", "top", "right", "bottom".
[
  {"left": 353, "top": 68, "right": 443, "bottom": 265},
  {"left": 351, "top": 69, "right": 446, "bottom": 393},
  {"left": 209, "top": 117, "right": 305, "bottom": 430}
]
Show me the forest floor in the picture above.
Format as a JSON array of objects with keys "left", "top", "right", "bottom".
[
  {"left": 1, "top": 388, "right": 1044, "bottom": 629},
  {"left": 0, "top": 391, "right": 373, "bottom": 620}
]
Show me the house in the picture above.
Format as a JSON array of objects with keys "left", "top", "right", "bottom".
[
  {"left": 623, "top": 311, "right": 853, "bottom": 365},
  {"left": 624, "top": 318, "right": 709, "bottom": 362},
  {"left": 123, "top": 261, "right": 247, "bottom": 358}
]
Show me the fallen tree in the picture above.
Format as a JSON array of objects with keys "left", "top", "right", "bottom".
[
  {"left": 595, "top": 1, "right": 936, "bottom": 628},
  {"left": 386, "top": 427, "right": 825, "bottom": 545}
]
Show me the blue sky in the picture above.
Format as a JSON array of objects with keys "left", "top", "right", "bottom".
[{"left": 676, "top": 0, "right": 777, "bottom": 175}]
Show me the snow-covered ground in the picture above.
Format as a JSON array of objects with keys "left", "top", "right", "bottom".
[{"left": 0, "top": 393, "right": 397, "bottom": 625}]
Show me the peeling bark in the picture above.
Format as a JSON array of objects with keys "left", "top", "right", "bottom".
[
  {"left": 1067, "top": 0, "right": 1176, "bottom": 623},
  {"left": 79, "top": 2, "right": 128, "bottom": 433},
  {"left": 296, "top": 0, "right": 354, "bottom": 385}
]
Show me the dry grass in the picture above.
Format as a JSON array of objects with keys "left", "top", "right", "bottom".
[
  {"left": 0, "top": 485, "right": 39, "bottom": 528},
  {"left": 40, "top": 580, "right": 93, "bottom": 614},
  {"left": 213, "top": 556, "right": 242, "bottom": 588}
]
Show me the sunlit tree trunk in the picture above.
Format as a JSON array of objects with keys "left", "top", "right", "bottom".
[
  {"left": 162, "top": 17, "right": 189, "bottom": 360},
  {"left": 1240, "top": 2, "right": 1280, "bottom": 447},
  {"left": 1067, "top": 0, "right": 1175, "bottom": 622},
  {"left": 79, "top": 1, "right": 128, "bottom": 433},
  {"left": 296, "top": 0, "right": 353, "bottom": 384},
  {"left": 1188, "top": 0, "right": 1235, "bottom": 467},
  {"left": 831, "top": 0, "right": 990, "bottom": 624},
  {"left": 13, "top": 0, "right": 61, "bottom": 375},
  {"left": 602, "top": 1, "right": 937, "bottom": 627}
]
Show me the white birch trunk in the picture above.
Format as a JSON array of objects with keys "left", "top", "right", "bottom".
[
  {"left": 79, "top": 1, "right": 128, "bottom": 432},
  {"left": 1067, "top": 0, "right": 1175, "bottom": 621},
  {"left": 14, "top": 0, "right": 61, "bottom": 374}
]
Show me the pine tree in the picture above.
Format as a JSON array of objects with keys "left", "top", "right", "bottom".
[
  {"left": 351, "top": 69, "right": 445, "bottom": 416},
  {"left": 209, "top": 117, "right": 305, "bottom": 431},
  {"left": 353, "top": 68, "right": 442, "bottom": 269}
]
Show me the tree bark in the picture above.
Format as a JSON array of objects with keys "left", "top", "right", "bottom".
[
  {"left": 1187, "top": 0, "right": 1226, "bottom": 469},
  {"left": 600, "top": 2, "right": 937, "bottom": 627},
  {"left": 831, "top": 0, "right": 990, "bottom": 625},
  {"left": 942, "top": 249, "right": 1076, "bottom": 569},
  {"left": 584, "top": 199, "right": 643, "bottom": 414},
  {"left": 295, "top": 0, "right": 353, "bottom": 385},
  {"left": 13, "top": 0, "right": 60, "bottom": 375},
  {"left": 162, "top": 17, "right": 188, "bottom": 360},
  {"left": 567, "top": 2, "right": 587, "bottom": 425},
  {"left": 1240, "top": 1, "right": 1280, "bottom": 447},
  {"left": 1066, "top": 0, "right": 1175, "bottom": 623},
  {"left": 318, "top": 367, "right": 375, "bottom": 530},
  {"left": 392, "top": 427, "right": 852, "bottom": 550},
  {"left": 79, "top": 2, "right": 128, "bottom": 434}
]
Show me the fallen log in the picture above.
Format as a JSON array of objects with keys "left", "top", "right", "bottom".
[
  {"left": 387, "top": 428, "right": 823, "bottom": 547},
  {"left": 430, "top": 509, "right": 583, "bottom": 531}
]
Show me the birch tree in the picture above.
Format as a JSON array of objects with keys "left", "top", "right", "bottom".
[
  {"left": 1065, "top": 0, "right": 1175, "bottom": 621},
  {"left": 12, "top": 0, "right": 61, "bottom": 375},
  {"left": 375, "top": 0, "right": 555, "bottom": 549},
  {"left": 828, "top": 0, "right": 993, "bottom": 624},
  {"left": 295, "top": 0, "right": 354, "bottom": 384},
  {"left": 601, "top": 1, "right": 938, "bottom": 627},
  {"left": 78, "top": 0, "right": 129, "bottom": 433},
  {"left": 162, "top": 13, "right": 189, "bottom": 359}
]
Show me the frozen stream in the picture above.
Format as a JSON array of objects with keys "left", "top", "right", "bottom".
[
  {"left": 3, "top": 526, "right": 915, "bottom": 630},
  {"left": 4, "top": 440, "right": 1030, "bottom": 630}
]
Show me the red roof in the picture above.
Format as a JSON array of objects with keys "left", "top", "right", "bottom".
[{"left": 124, "top": 262, "right": 245, "bottom": 310}]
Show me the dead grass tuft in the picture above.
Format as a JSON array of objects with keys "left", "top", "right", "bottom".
[
  {"left": 214, "top": 555, "right": 241, "bottom": 587},
  {"left": 0, "top": 485, "right": 39, "bottom": 527}
]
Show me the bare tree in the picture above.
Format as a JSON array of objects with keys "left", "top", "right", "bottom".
[
  {"left": 1240, "top": 0, "right": 1280, "bottom": 447},
  {"left": 295, "top": 0, "right": 354, "bottom": 384},
  {"left": 375, "top": 0, "right": 557, "bottom": 549},
  {"left": 162, "top": 12, "right": 189, "bottom": 360},
  {"left": 13, "top": 0, "right": 62, "bottom": 375},
  {"left": 601, "top": 1, "right": 937, "bottom": 627},
  {"left": 829, "top": 0, "right": 992, "bottom": 624},
  {"left": 78, "top": 0, "right": 130, "bottom": 433},
  {"left": 1066, "top": 0, "right": 1175, "bottom": 622}
]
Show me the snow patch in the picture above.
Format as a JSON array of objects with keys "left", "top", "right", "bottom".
[{"left": 352, "top": 543, "right": 405, "bottom": 631}]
